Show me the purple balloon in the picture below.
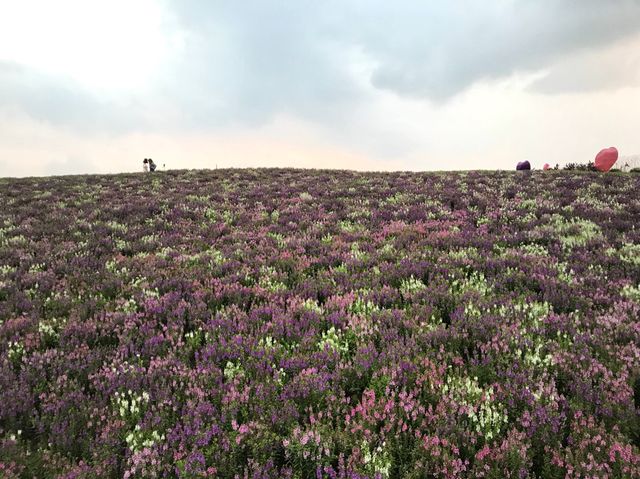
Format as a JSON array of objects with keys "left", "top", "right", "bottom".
[{"left": 516, "top": 160, "right": 531, "bottom": 171}]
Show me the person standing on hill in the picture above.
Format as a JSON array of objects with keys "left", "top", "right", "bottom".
[
  {"left": 148, "top": 158, "right": 157, "bottom": 172},
  {"left": 143, "top": 158, "right": 149, "bottom": 172}
]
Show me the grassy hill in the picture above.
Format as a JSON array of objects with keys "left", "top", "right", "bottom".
[{"left": 1, "top": 168, "right": 639, "bottom": 477}]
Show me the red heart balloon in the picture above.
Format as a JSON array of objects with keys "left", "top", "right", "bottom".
[{"left": 594, "top": 147, "right": 618, "bottom": 172}]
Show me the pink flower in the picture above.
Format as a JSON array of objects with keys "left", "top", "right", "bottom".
[{"left": 475, "top": 445, "right": 491, "bottom": 461}]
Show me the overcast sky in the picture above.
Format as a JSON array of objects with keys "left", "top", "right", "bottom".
[{"left": 1, "top": 0, "right": 640, "bottom": 177}]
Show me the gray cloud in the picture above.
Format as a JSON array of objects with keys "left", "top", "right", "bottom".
[
  {"left": 164, "top": 1, "right": 640, "bottom": 108},
  {"left": 4, "top": 0, "right": 640, "bottom": 134},
  {"left": 156, "top": 1, "right": 365, "bottom": 128},
  {"left": 0, "top": 62, "right": 146, "bottom": 134},
  {"left": 345, "top": 0, "right": 640, "bottom": 100},
  {"left": 530, "top": 36, "right": 640, "bottom": 94}
]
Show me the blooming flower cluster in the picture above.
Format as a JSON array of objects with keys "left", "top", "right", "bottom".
[{"left": 0, "top": 168, "right": 639, "bottom": 477}]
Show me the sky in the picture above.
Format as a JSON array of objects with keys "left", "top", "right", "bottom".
[{"left": 1, "top": 0, "right": 640, "bottom": 177}]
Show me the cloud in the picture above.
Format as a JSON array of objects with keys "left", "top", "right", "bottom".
[
  {"left": 163, "top": 0, "right": 640, "bottom": 114},
  {"left": 0, "top": 62, "right": 145, "bottom": 134},
  {"left": 4, "top": 1, "right": 640, "bottom": 134},
  {"left": 530, "top": 32, "right": 640, "bottom": 94},
  {"left": 155, "top": 1, "right": 366, "bottom": 129},
  {"left": 348, "top": 1, "right": 640, "bottom": 100}
]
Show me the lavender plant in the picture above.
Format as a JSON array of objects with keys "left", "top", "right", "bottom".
[{"left": 0, "top": 168, "right": 639, "bottom": 477}]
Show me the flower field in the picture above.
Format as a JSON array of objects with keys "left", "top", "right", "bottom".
[{"left": 1, "top": 168, "right": 639, "bottom": 478}]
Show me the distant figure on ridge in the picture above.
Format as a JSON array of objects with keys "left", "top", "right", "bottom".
[{"left": 142, "top": 158, "right": 157, "bottom": 172}]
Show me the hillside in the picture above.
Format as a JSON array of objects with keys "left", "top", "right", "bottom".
[{"left": 1, "top": 168, "right": 639, "bottom": 477}]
